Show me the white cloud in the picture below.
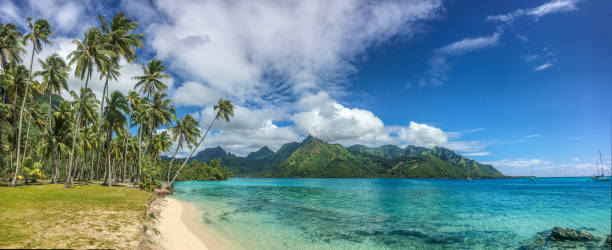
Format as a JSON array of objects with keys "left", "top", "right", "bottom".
[
  {"left": 292, "top": 92, "right": 391, "bottom": 144},
  {"left": 486, "top": 0, "right": 580, "bottom": 23},
  {"left": 396, "top": 121, "right": 447, "bottom": 148},
  {"left": 172, "top": 81, "right": 221, "bottom": 107},
  {"left": 135, "top": 0, "right": 443, "bottom": 106},
  {"left": 485, "top": 158, "right": 551, "bottom": 168},
  {"left": 573, "top": 157, "right": 580, "bottom": 162},
  {"left": 463, "top": 152, "right": 490, "bottom": 156},
  {"left": 195, "top": 105, "right": 300, "bottom": 156},
  {"left": 421, "top": 32, "right": 500, "bottom": 87},
  {"left": 436, "top": 32, "right": 501, "bottom": 55},
  {"left": 526, "top": 134, "right": 541, "bottom": 138},
  {"left": 533, "top": 63, "right": 553, "bottom": 71}
]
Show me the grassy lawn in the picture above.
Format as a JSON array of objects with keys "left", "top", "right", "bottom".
[{"left": 0, "top": 184, "right": 153, "bottom": 249}]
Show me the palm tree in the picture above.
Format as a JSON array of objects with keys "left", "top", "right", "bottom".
[
  {"left": 0, "top": 22, "right": 24, "bottom": 70},
  {"left": 98, "top": 12, "right": 143, "bottom": 63},
  {"left": 167, "top": 114, "right": 200, "bottom": 181},
  {"left": 68, "top": 88, "right": 98, "bottom": 184},
  {"left": 94, "top": 59, "right": 119, "bottom": 181},
  {"left": 65, "top": 27, "right": 114, "bottom": 188},
  {"left": 133, "top": 59, "right": 170, "bottom": 100},
  {"left": 11, "top": 18, "right": 52, "bottom": 187},
  {"left": 103, "top": 91, "right": 129, "bottom": 187},
  {"left": 35, "top": 54, "right": 69, "bottom": 135},
  {"left": 168, "top": 98, "right": 234, "bottom": 187}
]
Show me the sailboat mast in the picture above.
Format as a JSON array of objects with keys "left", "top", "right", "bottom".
[{"left": 599, "top": 150, "right": 604, "bottom": 177}]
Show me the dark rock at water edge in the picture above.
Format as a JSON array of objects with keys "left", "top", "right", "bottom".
[
  {"left": 606, "top": 234, "right": 611, "bottom": 248},
  {"left": 550, "top": 226, "right": 598, "bottom": 241},
  {"left": 519, "top": 227, "right": 605, "bottom": 249}
]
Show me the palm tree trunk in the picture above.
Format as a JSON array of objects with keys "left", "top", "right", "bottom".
[
  {"left": 66, "top": 71, "right": 91, "bottom": 188},
  {"left": 10, "top": 46, "right": 36, "bottom": 187},
  {"left": 167, "top": 143, "right": 180, "bottom": 181},
  {"left": 22, "top": 117, "right": 31, "bottom": 163},
  {"left": 168, "top": 116, "right": 217, "bottom": 187},
  {"left": 44, "top": 89, "right": 52, "bottom": 135},
  {"left": 94, "top": 78, "right": 108, "bottom": 184},
  {"left": 106, "top": 129, "right": 112, "bottom": 187},
  {"left": 137, "top": 127, "right": 143, "bottom": 186},
  {"left": 122, "top": 135, "right": 128, "bottom": 183}
]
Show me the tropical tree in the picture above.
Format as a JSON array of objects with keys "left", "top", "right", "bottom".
[
  {"left": 0, "top": 22, "right": 24, "bottom": 70},
  {"left": 133, "top": 59, "right": 169, "bottom": 100},
  {"left": 11, "top": 18, "right": 52, "bottom": 187},
  {"left": 103, "top": 91, "right": 128, "bottom": 186},
  {"left": 167, "top": 114, "right": 200, "bottom": 181},
  {"left": 168, "top": 98, "right": 234, "bottom": 187},
  {"left": 98, "top": 12, "right": 143, "bottom": 63},
  {"left": 34, "top": 53, "right": 69, "bottom": 135},
  {"left": 65, "top": 27, "right": 114, "bottom": 187}
]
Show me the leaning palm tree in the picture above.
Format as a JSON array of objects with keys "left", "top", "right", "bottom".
[
  {"left": 103, "top": 91, "right": 129, "bottom": 186},
  {"left": 167, "top": 114, "right": 200, "bottom": 181},
  {"left": 65, "top": 27, "right": 114, "bottom": 188},
  {"left": 168, "top": 98, "right": 234, "bottom": 187},
  {"left": 133, "top": 59, "right": 170, "bottom": 100},
  {"left": 11, "top": 18, "right": 52, "bottom": 187},
  {"left": 34, "top": 54, "right": 69, "bottom": 135}
]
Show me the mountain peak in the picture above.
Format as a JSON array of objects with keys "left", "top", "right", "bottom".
[{"left": 302, "top": 135, "right": 323, "bottom": 144}]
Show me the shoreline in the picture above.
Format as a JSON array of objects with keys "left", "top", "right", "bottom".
[{"left": 157, "top": 197, "right": 226, "bottom": 250}]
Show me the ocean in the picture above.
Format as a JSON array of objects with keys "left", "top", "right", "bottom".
[{"left": 172, "top": 177, "right": 611, "bottom": 249}]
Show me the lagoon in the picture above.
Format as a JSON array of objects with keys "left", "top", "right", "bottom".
[{"left": 172, "top": 178, "right": 611, "bottom": 249}]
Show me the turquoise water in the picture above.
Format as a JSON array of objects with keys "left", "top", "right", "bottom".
[{"left": 172, "top": 178, "right": 611, "bottom": 249}]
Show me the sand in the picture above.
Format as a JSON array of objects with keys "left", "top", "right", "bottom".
[{"left": 157, "top": 197, "right": 208, "bottom": 250}]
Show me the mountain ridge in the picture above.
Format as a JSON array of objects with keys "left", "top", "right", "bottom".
[{"left": 181, "top": 136, "right": 504, "bottom": 178}]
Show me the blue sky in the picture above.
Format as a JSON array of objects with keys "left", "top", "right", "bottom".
[{"left": 1, "top": 0, "right": 610, "bottom": 176}]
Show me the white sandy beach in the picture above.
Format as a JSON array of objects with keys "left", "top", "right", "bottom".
[{"left": 157, "top": 197, "right": 226, "bottom": 250}]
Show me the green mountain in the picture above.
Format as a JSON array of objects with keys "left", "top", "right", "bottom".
[{"left": 190, "top": 136, "right": 504, "bottom": 178}]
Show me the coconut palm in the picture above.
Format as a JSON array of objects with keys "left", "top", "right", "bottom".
[
  {"left": 94, "top": 59, "right": 119, "bottom": 180},
  {"left": 65, "top": 27, "right": 114, "bottom": 188},
  {"left": 34, "top": 54, "right": 69, "bottom": 135},
  {"left": 168, "top": 98, "right": 234, "bottom": 187},
  {"left": 12, "top": 19, "right": 52, "bottom": 187},
  {"left": 0, "top": 22, "right": 24, "bottom": 70},
  {"left": 167, "top": 114, "right": 200, "bottom": 181},
  {"left": 98, "top": 12, "right": 143, "bottom": 63},
  {"left": 103, "top": 91, "right": 128, "bottom": 186},
  {"left": 133, "top": 60, "right": 170, "bottom": 100}
]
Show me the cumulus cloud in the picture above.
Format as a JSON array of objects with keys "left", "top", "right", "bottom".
[
  {"left": 193, "top": 105, "right": 299, "bottom": 156},
  {"left": 171, "top": 81, "right": 221, "bottom": 107},
  {"left": 292, "top": 92, "right": 391, "bottom": 144},
  {"left": 486, "top": 0, "right": 580, "bottom": 23}
]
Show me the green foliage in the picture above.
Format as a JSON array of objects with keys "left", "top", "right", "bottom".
[
  {"left": 170, "top": 158, "right": 232, "bottom": 181},
  {"left": 139, "top": 156, "right": 160, "bottom": 191}
]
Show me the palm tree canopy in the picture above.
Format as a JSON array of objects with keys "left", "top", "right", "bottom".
[
  {"left": 214, "top": 98, "right": 235, "bottom": 122},
  {"left": 104, "top": 91, "right": 129, "bottom": 133},
  {"left": 144, "top": 93, "right": 177, "bottom": 131},
  {"left": 0, "top": 22, "right": 25, "bottom": 68},
  {"left": 69, "top": 88, "right": 99, "bottom": 125},
  {"left": 34, "top": 53, "right": 69, "bottom": 95},
  {"left": 99, "top": 12, "right": 143, "bottom": 63},
  {"left": 24, "top": 18, "right": 52, "bottom": 54},
  {"left": 171, "top": 114, "right": 201, "bottom": 150},
  {"left": 67, "top": 27, "right": 115, "bottom": 81},
  {"left": 133, "top": 59, "right": 170, "bottom": 98}
]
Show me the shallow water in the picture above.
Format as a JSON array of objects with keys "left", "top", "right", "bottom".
[{"left": 172, "top": 178, "right": 611, "bottom": 249}]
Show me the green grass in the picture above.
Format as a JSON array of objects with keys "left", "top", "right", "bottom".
[{"left": 0, "top": 184, "right": 152, "bottom": 249}]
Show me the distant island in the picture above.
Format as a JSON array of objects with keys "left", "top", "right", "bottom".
[{"left": 172, "top": 136, "right": 504, "bottom": 178}]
